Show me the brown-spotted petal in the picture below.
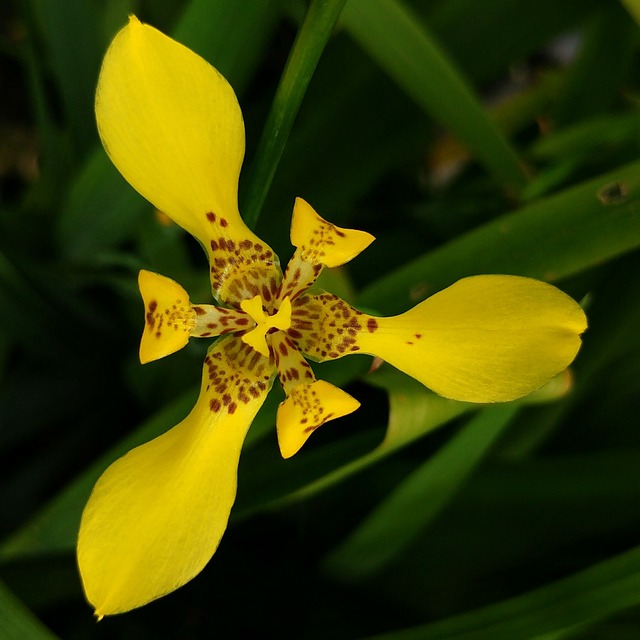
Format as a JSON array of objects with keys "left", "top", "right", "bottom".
[
  {"left": 77, "top": 336, "right": 275, "bottom": 616},
  {"left": 96, "top": 16, "right": 281, "bottom": 306},
  {"left": 288, "top": 276, "right": 587, "bottom": 403}
]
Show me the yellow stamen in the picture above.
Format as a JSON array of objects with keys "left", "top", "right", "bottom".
[{"left": 240, "top": 296, "right": 292, "bottom": 356}]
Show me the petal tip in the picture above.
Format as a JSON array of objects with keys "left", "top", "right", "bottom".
[
  {"left": 291, "top": 198, "right": 375, "bottom": 268},
  {"left": 138, "top": 270, "right": 195, "bottom": 363},
  {"left": 276, "top": 380, "right": 360, "bottom": 458}
]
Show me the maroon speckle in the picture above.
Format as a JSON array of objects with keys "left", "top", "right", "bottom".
[
  {"left": 367, "top": 318, "right": 378, "bottom": 333},
  {"left": 210, "top": 398, "right": 221, "bottom": 412},
  {"left": 206, "top": 212, "right": 216, "bottom": 222}
]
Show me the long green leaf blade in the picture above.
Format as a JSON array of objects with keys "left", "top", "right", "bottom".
[
  {"left": 363, "top": 544, "right": 640, "bottom": 640},
  {"left": 241, "top": 0, "right": 348, "bottom": 228},
  {"left": 324, "top": 404, "right": 519, "bottom": 579},
  {"left": 360, "top": 159, "right": 640, "bottom": 313},
  {"left": 0, "top": 580, "right": 59, "bottom": 640},
  {"left": 342, "top": 0, "right": 527, "bottom": 189}
]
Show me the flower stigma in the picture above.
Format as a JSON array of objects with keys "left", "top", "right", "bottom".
[{"left": 240, "top": 295, "right": 292, "bottom": 357}]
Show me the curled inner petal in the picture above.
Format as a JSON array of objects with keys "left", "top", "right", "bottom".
[
  {"left": 290, "top": 197, "right": 374, "bottom": 268},
  {"left": 270, "top": 332, "right": 359, "bottom": 458},
  {"left": 276, "top": 380, "right": 360, "bottom": 459},
  {"left": 277, "top": 199, "right": 374, "bottom": 304},
  {"left": 139, "top": 270, "right": 196, "bottom": 363}
]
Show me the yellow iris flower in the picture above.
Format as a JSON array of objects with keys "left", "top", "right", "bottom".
[{"left": 77, "top": 16, "right": 587, "bottom": 617}]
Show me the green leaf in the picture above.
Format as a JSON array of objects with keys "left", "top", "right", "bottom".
[
  {"left": 238, "top": 368, "right": 473, "bottom": 515},
  {"left": 0, "top": 393, "right": 195, "bottom": 558},
  {"left": 362, "top": 544, "right": 640, "bottom": 640},
  {"left": 360, "top": 158, "right": 640, "bottom": 314},
  {"left": 428, "top": 0, "right": 600, "bottom": 85},
  {"left": 56, "top": 149, "right": 148, "bottom": 260},
  {"left": 552, "top": 2, "right": 636, "bottom": 126},
  {"left": 324, "top": 404, "right": 519, "bottom": 579},
  {"left": 529, "top": 112, "right": 640, "bottom": 160},
  {"left": 174, "top": 0, "right": 278, "bottom": 94},
  {"left": 241, "top": 0, "right": 348, "bottom": 228},
  {"left": 25, "top": 0, "right": 101, "bottom": 156},
  {"left": 341, "top": 0, "right": 527, "bottom": 190},
  {"left": 0, "top": 579, "right": 59, "bottom": 640}
]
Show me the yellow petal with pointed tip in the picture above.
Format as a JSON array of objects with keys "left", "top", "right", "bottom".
[
  {"left": 78, "top": 337, "right": 275, "bottom": 616},
  {"left": 357, "top": 275, "right": 587, "bottom": 403},
  {"left": 276, "top": 380, "right": 360, "bottom": 458},
  {"left": 290, "top": 198, "right": 375, "bottom": 268},
  {"left": 96, "top": 16, "right": 244, "bottom": 243},
  {"left": 96, "top": 17, "right": 282, "bottom": 306},
  {"left": 138, "top": 270, "right": 195, "bottom": 364}
]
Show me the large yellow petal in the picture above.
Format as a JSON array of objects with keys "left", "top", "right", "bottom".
[
  {"left": 290, "top": 276, "right": 587, "bottom": 403},
  {"left": 96, "top": 15, "right": 242, "bottom": 242},
  {"left": 358, "top": 275, "right": 587, "bottom": 402},
  {"left": 96, "top": 16, "right": 281, "bottom": 305},
  {"left": 77, "top": 337, "right": 275, "bottom": 616}
]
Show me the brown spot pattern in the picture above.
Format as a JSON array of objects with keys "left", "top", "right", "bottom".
[
  {"left": 289, "top": 384, "right": 335, "bottom": 433},
  {"left": 145, "top": 298, "right": 194, "bottom": 340},
  {"left": 299, "top": 214, "right": 343, "bottom": 265},
  {"left": 286, "top": 293, "right": 372, "bottom": 361},
  {"left": 277, "top": 250, "right": 324, "bottom": 303},
  {"left": 191, "top": 304, "right": 256, "bottom": 339},
  {"left": 203, "top": 337, "right": 275, "bottom": 415},
  {"left": 203, "top": 211, "right": 282, "bottom": 308},
  {"left": 271, "top": 332, "right": 315, "bottom": 395}
]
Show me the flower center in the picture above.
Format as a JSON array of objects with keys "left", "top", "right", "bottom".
[{"left": 240, "top": 295, "right": 292, "bottom": 357}]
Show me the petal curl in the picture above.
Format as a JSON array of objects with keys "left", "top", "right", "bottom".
[
  {"left": 290, "top": 198, "right": 374, "bottom": 268},
  {"left": 277, "top": 380, "right": 360, "bottom": 459},
  {"left": 96, "top": 16, "right": 281, "bottom": 305},
  {"left": 271, "top": 332, "right": 359, "bottom": 458},
  {"left": 291, "top": 276, "right": 587, "bottom": 403},
  {"left": 278, "top": 199, "right": 374, "bottom": 302},
  {"left": 139, "top": 270, "right": 195, "bottom": 364},
  {"left": 78, "top": 337, "right": 275, "bottom": 616}
]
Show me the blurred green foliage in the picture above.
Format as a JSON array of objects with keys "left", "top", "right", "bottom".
[{"left": 1, "top": 0, "right": 640, "bottom": 638}]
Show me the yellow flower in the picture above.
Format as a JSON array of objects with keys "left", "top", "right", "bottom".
[{"left": 77, "top": 16, "right": 587, "bottom": 617}]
